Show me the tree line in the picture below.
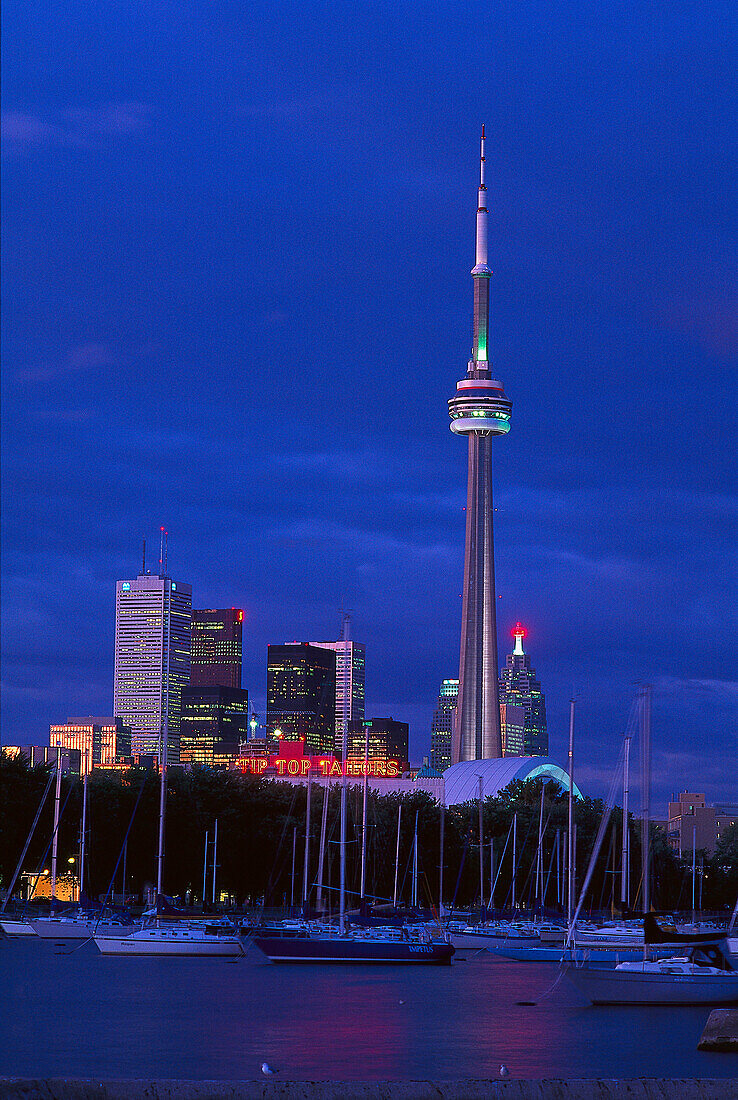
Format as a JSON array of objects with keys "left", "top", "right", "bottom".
[{"left": 1, "top": 752, "right": 736, "bottom": 913}]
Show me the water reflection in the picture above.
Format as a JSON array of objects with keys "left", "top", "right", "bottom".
[{"left": 0, "top": 940, "right": 737, "bottom": 1080}]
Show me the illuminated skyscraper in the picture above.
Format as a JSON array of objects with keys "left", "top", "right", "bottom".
[
  {"left": 348, "top": 717, "right": 409, "bottom": 773},
  {"left": 449, "top": 129, "right": 512, "bottom": 763},
  {"left": 180, "top": 685, "right": 249, "bottom": 766},
  {"left": 430, "top": 678, "right": 459, "bottom": 772},
  {"left": 498, "top": 624, "right": 548, "bottom": 755},
  {"left": 311, "top": 619, "right": 366, "bottom": 758},
  {"left": 266, "top": 642, "right": 336, "bottom": 755},
  {"left": 113, "top": 574, "right": 192, "bottom": 764},
  {"left": 190, "top": 608, "right": 243, "bottom": 688}
]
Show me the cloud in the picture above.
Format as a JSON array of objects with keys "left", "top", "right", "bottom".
[
  {"left": 2, "top": 103, "right": 156, "bottom": 153},
  {"left": 17, "top": 343, "right": 120, "bottom": 383}
]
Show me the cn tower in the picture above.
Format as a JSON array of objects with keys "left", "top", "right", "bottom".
[{"left": 449, "top": 127, "right": 512, "bottom": 763}]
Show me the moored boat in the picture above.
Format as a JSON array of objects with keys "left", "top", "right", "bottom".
[
  {"left": 254, "top": 925, "right": 454, "bottom": 965},
  {"left": 95, "top": 918, "right": 243, "bottom": 957},
  {"left": 565, "top": 945, "right": 738, "bottom": 1005}
]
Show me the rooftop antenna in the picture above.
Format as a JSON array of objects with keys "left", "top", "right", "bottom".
[
  {"left": 159, "top": 527, "right": 165, "bottom": 577},
  {"left": 164, "top": 530, "right": 168, "bottom": 576},
  {"left": 142, "top": 537, "right": 146, "bottom": 576}
]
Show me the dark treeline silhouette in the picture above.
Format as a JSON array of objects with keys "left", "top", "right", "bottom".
[{"left": 1, "top": 752, "right": 736, "bottom": 912}]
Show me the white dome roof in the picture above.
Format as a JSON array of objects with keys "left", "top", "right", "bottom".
[{"left": 442, "top": 756, "right": 581, "bottom": 807}]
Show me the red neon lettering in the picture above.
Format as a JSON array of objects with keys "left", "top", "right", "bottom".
[
  {"left": 329, "top": 760, "right": 343, "bottom": 777},
  {"left": 374, "top": 760, "right": 387, "bottom": 776},
  {"left": 301, "top": 759, "right": 311, "bottom": 775},
  {"left": 318, "top": 761, "right": 329, "bottom": 775},
  {"left": 275, "top": 760, "right": 287, "bottom": 775},
  {"left": 287, "top": 760, "right": 300, "bottom": 776},
  {"left": 387, "top": 760, "right": 400, "bottom": 777}
]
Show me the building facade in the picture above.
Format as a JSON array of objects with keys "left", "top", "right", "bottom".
[
  {"left": 310, "top": 632, "right": 366, "bottom": 758},
  {"left": 429, "top": 678, "right": 459, "bottom": 772},
  {"left": 348, "top": 717, "right": 409, "bottom": 773},
  {"left": 498, "top": 624, "right": 548, "bottom": 755},
  {"left": 190, "top": 609, "right": 243, "bottom": 688},
  {"left": 2, "top": 745, "right": 81, "bottom": 775},
  {"left": 180, "top": 686, "right": 249, "bottom": 766},
  {"left": 113, "top": 574, "right": 192, "bottom": 764},
  {"left": 499, "top": 703, "right": 526, "bottom": 757},
  {"left": 49, "top": 717, "right": 132, "bottom": 775},
  {"left": 665, "top": 792, "right": 733, "bottom": 856},
  {"left": 449, "top": 130, "right": 512, "bottom": 764},
  {"left": 266, "top": 643, "right": 336, "bottom": 756}
]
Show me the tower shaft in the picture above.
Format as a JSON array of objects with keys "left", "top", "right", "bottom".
[{"left": 457, "top": 435, "right": 502, "bottom": 759}]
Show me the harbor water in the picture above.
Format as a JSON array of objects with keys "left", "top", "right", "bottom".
[{"left": 1, "top": 937, "right": 737, "bottom": 1081}]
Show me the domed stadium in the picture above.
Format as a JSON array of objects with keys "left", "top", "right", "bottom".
[{"left": 443, "top": 756, "right": 582, "bottom": 807}]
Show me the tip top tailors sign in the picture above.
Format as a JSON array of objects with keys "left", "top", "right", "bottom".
[{"left": 240, "top": 756, "right": 402, "bottom": 778}]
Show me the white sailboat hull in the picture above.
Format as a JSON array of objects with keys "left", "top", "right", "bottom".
[
  {"left": 450, "top": 930, "right": 537, "bottom": 949},
  {"left": 94, "top": 930, "right": 243, "bottom": 956},
  {"left": 32, "top": 918, "right": 137, "bottom": 940},
  {"left": 0, "top": 919, "right": 37, "bottom": 937},
  {"left": 566, "top": 964, "right": 738, "bottom": 1005}
]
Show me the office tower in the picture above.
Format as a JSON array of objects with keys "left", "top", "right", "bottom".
[
  {"left": 311, "top": 619, "right": 366, "bottom": 758},
  {"left": 180, "top": 686, "right": 249, "bottom": 766},
  {"left": 114, "top": 574, "right": 192, "bottom": 764},
  {"left": 449, "top": 129, "right": 512, "bottom": 765},
  {"left": 266, "top": 643, "right": 336, "bottom": 755},
  {"left": 348, "top": 717, "right": 409, "bottom": 772},
  {"left": 190, "top": 609, "right": 243, "bottom": 688},
  {"left": 498, "top": 624, "right": 548, "bottom": 755},
  {"left": 430, "top": 678, "right": 459, "bottom": 772},
  {"left": 49, "top": 717, "right": 132, "bottom": 775},
  {"left": 499, "top": 703, "right": 526, "bottom": 757}
]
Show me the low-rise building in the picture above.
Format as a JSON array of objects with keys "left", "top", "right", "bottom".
[
  {"left": 50, "top": 717, "right": 132, "bottom": 776},
  {"left": 667, "top": 792, "right": 721, "bottom": 855}
]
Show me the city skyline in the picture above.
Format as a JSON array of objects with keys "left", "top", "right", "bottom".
[{"left": 2, "top": 4, "right": 736, "bottom": 807}]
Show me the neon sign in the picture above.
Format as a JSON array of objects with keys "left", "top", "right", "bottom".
[{"left": 240, "top": 757, "right": 402, "bottom": 778}]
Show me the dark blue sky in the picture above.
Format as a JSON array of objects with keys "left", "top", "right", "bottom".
[{"left": 2, "top": 2, "right": 736, "bottom": 807}]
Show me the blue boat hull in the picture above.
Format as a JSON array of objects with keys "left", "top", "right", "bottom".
[{"left": 253, "top": 936, "right": 455, "bottom": 965}]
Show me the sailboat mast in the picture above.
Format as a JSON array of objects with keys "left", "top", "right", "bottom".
[
  {"left": 478, "top": 776, "right": 484, "bottom": 914},
  {"left": 535, "top": 783, "right": 544, "bottom": 911},
  {"left": 640, "top": 685, "right": 651, "bottom": 921},
  {"left": 439, "top": 797, "right": 445, "bottom": 917},
  {"left": 212, "top": 818, "right": 218, "bottom": 906},
  {"left": 316, "top": 782, "right": 329, "bottom": 910},
  {"left": 411, "top": 812, "right": 419, "bottom": 908},
  {"left": 621, "top": 733, "right": 631, "bottom": 908},
  {"left": 338, "top": 732, "right": 348, "bottom": 933},
  {"left": 393, "top": 803, "right": 402, "bottom": 908},
  {"left": 79, "top": 771, "right": 88, "bottom": 903},
  {"left": 202, "top": 831, "right": 209, "bottom": 907},
  {"left": 50, "top": 746, "right": 62, "bottom": 911},
  {"left": 290, "top": 825, "right": 297, "bottom": 911},
  {"left": 512, "top": 811, "right": 517, "bottom": 910},
  {"left": 302, "top": 772, "right": 312, "bottom": 906},
  {"left": 360, "top": 723, "right": 369, "bottom": 899},
  {"left": 156, "top": 575, "right": 171, "bottom": 898},
  {"left": 567, "top": 698, "right": 575, "bottom": 928}
]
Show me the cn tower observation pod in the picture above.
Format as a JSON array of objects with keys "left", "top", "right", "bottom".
[{"left": 443, "top": 757, "right": 583, "bottom": 808}]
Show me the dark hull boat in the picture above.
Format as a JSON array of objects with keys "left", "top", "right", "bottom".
[{"left": 254, "top": 934, "right": 455, "bottom": 965}]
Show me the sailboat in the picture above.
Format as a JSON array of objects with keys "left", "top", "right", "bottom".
[
  {"left": 94, "top": 639, "right": 241, "bottom": 957},
  {"left": 565, "top": 687, "right": 738, "bottom": 1004},
  {"left": 31, "top": 771, "right": 137, "bottom": 940},
  {"left": 254, "top": 690, "right": 454, "bottom": 965}
]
